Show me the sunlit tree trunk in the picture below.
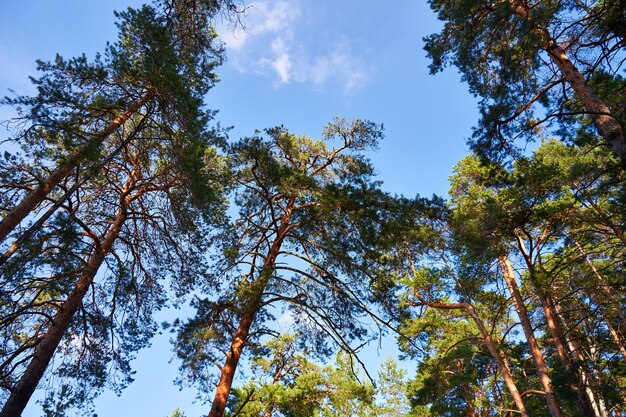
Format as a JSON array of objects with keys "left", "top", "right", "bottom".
[
  {"left": 420, "top": 299, "right": 530, "bottom": 417},
  {"left": 555, "top": 302, "right": 609, "bottom": 417},
  {"left": 509, "top": 0, "right": 626, "bottom": 161},
  {"left": 498, "top": 256, "right": 563, "bottom": 417},
  {"left": 515, "top": 236, "right": 605, "bottom": 417},
  {"left": 207, "top": 198, "right": 295, "bottom": 417},
  {"left": 0, "top": 192, "right": 130, "bottom": 417},
  {"left": 574, "top": 240, "right": 626, "bottom": 355},
  {"left": 0, "top": 88, "right": 155, "bottom": 244}
]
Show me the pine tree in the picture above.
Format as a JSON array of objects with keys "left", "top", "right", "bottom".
[
  {"left": 0, "top": 2, "right": 232, "bottom": 411},
  {"left": 425, "top": 0, "right": 626, "bottom": 164},
  {"left": 0, "top": 0, "right": 232, "bottom": 245},
  {"left": 172, "top": 119, "right": 427, "bottom": 417}
]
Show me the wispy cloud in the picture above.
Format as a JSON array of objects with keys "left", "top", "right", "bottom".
[
  {"left": 219, "top": 0, "right": 299, "bottom": 51},
  {"left": 267, "top": 37, "right": 292, "bottom": 83},
  {"left": 219, "top": 0, "right": 372, "bottom": 94}
]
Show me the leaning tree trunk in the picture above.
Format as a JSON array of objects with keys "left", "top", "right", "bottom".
[
  {"left": 421, "top": 299, "right": 531, "bottom": 417},
  {"left": 208, "top": 198, "right": 296, "bottom": 417},
  {"left": 553, "top": 301, "right": 609, "bottom": 417},
  {"left": 0, "top": 88, "right": 156, "bottom": 244},
  {"left": 508, "top": 0, "right": 626, "bottom": 162},
  {"left": 499, "top": 256, "right": 563, "bottom": 417},
  {"left": 574, "top": 239, "right": 626, "bottom": 344},
  {"left": 0, "top": 109, "right": 150, "bottom": 267},
  {"left": 0, "top": 195, "right": 129, "bottom": 417},
  {"left": 544, "top": 41, "right": 626, "bottom": 161},
  {"left": 515, "top": 236, "right": 603, "bottom": 417}
]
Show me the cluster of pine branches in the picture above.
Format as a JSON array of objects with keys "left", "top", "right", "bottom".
[{"left": 0, "top": 1, "right": 624, "bottom": 417}]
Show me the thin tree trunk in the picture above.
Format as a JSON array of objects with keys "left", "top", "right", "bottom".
[
  {"left": 571, "top": 183, "right": 626, "bottom": 247},
  {"left": 599, "top": 308, "right": 626, "bottom": 361},
  {"left": 498, "top": 256, "right": 563, "bottom": 417},
  {"left": 515, "top": 235, "right": 606, "bottom": 417},
  {"left": 0, "top": 88, "right": 155, "bottom": 244},
  {"left": 552, "top": 292, "right": 609, "bottom": 417},
  {"left": 459, "top": 305, "right": 530, "bottom": 417},
  {"left": 207, "top": 198, "right": 296, "bottom": 417},
  {"left": 514, "top": 236, "right": 573, "bottom": 366},
  {"left": 0, "top": 199, "right": 128, "bottom": 417},
  {"left": 420, "top": 299, "right": 530, "bottom": 417},
  {"left": 0, "top": 179, "right": 82, "bottom": 266},
  {"left": 574, "top": 239, "right": 626, "bottom": 340},
  {"left": 0, "top": 110, "right": 150, "bottom": 267}
]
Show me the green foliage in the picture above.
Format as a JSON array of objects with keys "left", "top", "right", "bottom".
[
  {"left": 168, "top": 407, "right": 186, "bottom": 417},
  {"left": 224, "top": 335, "right": 376, "bottom": 417},
  {"left": 376, "top": 357, "right": 412, "bottom": 417},
  {"left": 0, "top": 1, "right": 233, "bottom": 412},
  {"left": 172, "top": 119, "right": 439, "bottom": 407},
  {"left": 425, "top": 0, "right": 626, "bottom": 161}
]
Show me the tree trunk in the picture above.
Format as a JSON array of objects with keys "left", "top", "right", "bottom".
[
  {"left": 0, "top": 88, "right": 155, "bottom": 244},
  {"left": 0, "top": 200, "right": 128, "bottom": 417},
  {"left": 553, "top": 301, "right": 609, "bottom": 417},
  {"left": 464, "top": 305, "right": 530, "bottom": 417},
  {"left": 544, "top": 41, "right": 626, "bottom": 161},
  {"left": 207, "top": 198, "right": 296, "bottom": 417},
  {"left": 574, "top": 239, "right": 626, "bottom": 348},
  {"left": 508, "top": 0, "right": 626, "bottom": 162},
  {"left": 498, "top": 256, "right": 563, "bottom": 417},
  {"left": 421, "top": 299, "right": 530, "bottom": 417},
  {"left": 519, "top": 251, "right": 600, "bottom": 417},
  {"left": 208, "top": 310, "right": 256, "bottom": 417},
  {"left": 515, "top": 235, "right": 605, "bottom": 417}
]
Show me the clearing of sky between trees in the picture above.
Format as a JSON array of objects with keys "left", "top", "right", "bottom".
[{"left": 0, "top": 0, "right": 625, "bottom": 417}]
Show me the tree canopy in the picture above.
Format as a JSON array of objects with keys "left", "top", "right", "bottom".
[{"left": 0, "top": 1, "right": 625, "bottom": 417}]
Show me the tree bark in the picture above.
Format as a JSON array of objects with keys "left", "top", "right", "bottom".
[
  {"left": 207, "top": 198, "right": 296, "bottom": 417},
  {"left": 515, "top": 236, "right": 605, "bottom": 417},
  {"left": 0, "top": 88, "right": 156, "bottom": 244},
  {"left": 544, "top": 41, "right": 626, "bottom": 161},
  {"left": 555, "top": 302, "right": 609, "bottom": 417},
  {"left": 574, "top": 239, "right": 626, "bottom": 347},
  {"left": 420, "top": 299, "right": 530, "bottom": 417},
  {"left": 498, "top": 256, "right": 563, "bottom": 417},
  {"left": 0, "top": 199, "right": 128, "bottom": 417},
  {"left": 509, "top": 0, "right": 626, "bottom": 162}
]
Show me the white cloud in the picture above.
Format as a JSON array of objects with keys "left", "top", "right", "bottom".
[
  {"left": 256, "top": 38, "right": 371, "bottom": 94},
  {"left": 220, "top": 0, "right": 372, "bottom": 94},
  {"left": 277, "top": 310, "right": 295, "bottom": 330},
  {"left": 308, "top": 41, "right": 372, "bottom": 94},
  {"left": 269, "top": 37, "right": 292, "bottom": 83},
  {"left": 218, "top": 0, "right": 299, "bottom": 51}
]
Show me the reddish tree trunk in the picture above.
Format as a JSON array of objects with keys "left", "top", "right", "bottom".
[
  {"left": 544, "top": 41, "right": 626, "bottom": 160},
  {"left": 207, "top": 198, "right": 296, "bottom": 417},
  {"left": 499, "top": 257, "right": 563, "bottom": 417},
  {"left": 574, "top": 240, "right": 626, "bottom": 353},
  {"left": 422, "top": 299, "right": 530, "bottom": 417},
  {"left": 515, "top": 236, "right": 603, "bottom": 417},
  {"left": 509, "top": 0, "right": 626, "bottom": 161},
  {"left": 208, "top": 310, "right": 256, "bottom": 417},
  {"left": 0, "top": 202, "right": 128, "bottom": 417},
  {"left": 0, "top": 88, "right": 155, "bottom": 244}
]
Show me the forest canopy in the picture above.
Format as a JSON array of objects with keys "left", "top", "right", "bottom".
[{"left": 0, "top": 1, "right": 624, "bottom": 417}]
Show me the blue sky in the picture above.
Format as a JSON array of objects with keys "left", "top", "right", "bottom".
[{"left": 1, "top": 1, "right": 478, "bottom": 416}]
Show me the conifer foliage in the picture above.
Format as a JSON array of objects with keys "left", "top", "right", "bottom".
[
  {"left": 0, "top": 1, "right": 625, "bottom": 417},
  {"left": 0, "top": 0, "right": 232, "bottom": 415}
]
